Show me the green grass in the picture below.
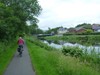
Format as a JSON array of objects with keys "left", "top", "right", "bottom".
[
  {"left": 0, "top": 42, "right": 17, "bottom": 75},
  {"left": 26, "top": 39, "right": 100, "bottom": 75},
  {"left": 62, "top": 46, "right": 100, "bottom": 71}
]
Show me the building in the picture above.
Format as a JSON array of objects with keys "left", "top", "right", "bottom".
[
  {"left": 57, "top": 27, "right": 68, "bottom": 34},
  {"left": 75, "top": 27, "right": 86, "bottom": 33},
  {"left": 92, "top": 24, "right": 100, "bottom": 32}
]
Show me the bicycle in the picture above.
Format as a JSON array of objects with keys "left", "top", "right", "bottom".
[{"left": 17, "top": 45, "right": 23, "bottom": 57}]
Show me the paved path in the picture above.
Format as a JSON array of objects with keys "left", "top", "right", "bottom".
[{"left": 4, "top": 44, "right": 35, "bottom": 75}]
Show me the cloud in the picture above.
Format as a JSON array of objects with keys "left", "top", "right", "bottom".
[{"left": 38, "top": 0, "right": 100, "bottom": 30}]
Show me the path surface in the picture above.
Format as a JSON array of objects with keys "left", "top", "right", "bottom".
[{"left": 4, "top": 44, "right": 35, "bottom": 75}]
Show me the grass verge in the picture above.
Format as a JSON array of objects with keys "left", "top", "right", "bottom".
[
  {"left": 26, "top": 39, "right": 100, "bottom": 75},
  {"left": 0, "top": 42, "right": 17, "bottom": 75}
]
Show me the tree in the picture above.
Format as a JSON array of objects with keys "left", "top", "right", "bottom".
[
  {"left": 76, "top": 23, "right": 92, "bottom": 29},
  {"left": 84, "top": 29, "right": 93, "bottom": 34},
  {"left": 0, "top": 3, "right": 16, "bottom": 40},
  {"left": 28, "top": 24, "right": 44, "bottom": 34},
  {"left": 45, "top": 27, "right": 62, "bottom": 34},
  {"left": 0, "top": 0, "right": 41, "bottom": 22},
  {"left": 36, "top": 28, "right": 44, "bottom": 34},
  {"left": 28, "top": 24, "right": 38, "bottom": 34},
  {"left": 0, "top": 0, "right": 41, "bottom": 40}
]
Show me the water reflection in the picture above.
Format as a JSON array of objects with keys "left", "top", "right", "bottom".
[{"left": 42, "top": 40, "right": 100, "bottom": 53}]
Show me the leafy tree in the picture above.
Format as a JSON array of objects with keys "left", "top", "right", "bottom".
[
  {"left": 76, "top": 23, "right": 92, "bottom": 29},
  {"left": 0, "top": 0, "right": 41, "bottom": 41},
  {"left": 28, "top": 24, "right": 38, "bottom": 34},
  {"left": 28, "top": 23, "right": 44, "bottom": 34},
  {"left": 45, "top": 27, "right": 62, "bottom": 34},
  {"left": 84, "top": 29, "right": 93, "bottom": 34},
  {"left": 0, "top": 0, "right": 41, "bottom": 22},
  {"left": 36, "top": 28, "right": 44, "bottom": 34},
  {"left": 0, "top": 3, "right": 15, "bottom": 40}
]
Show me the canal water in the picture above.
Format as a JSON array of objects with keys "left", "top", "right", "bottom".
[{"left": 42, "top": 40, "right": 100, "bottom": 53}]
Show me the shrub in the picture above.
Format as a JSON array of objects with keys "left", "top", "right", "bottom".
[{"left": 62, "top": 46, "right": 83, "bottom": 57}]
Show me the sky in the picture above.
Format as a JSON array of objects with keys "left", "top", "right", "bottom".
[{"left": 37, "top": 0, "right": 100, "bottom": 30}]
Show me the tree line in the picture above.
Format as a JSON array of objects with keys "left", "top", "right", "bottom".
[
  {"left": 45, "top": 23, "right": 93, "bottom": 34},
  {"left": 0, "top": 0, "right": 42, "bottom": 41}
]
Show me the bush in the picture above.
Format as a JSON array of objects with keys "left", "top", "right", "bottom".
[{"left": 62, "top": 46, "right": 83, "bottom": 57}]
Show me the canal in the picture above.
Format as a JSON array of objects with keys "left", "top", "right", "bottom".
[{"left": 42, "top": 40, "right": 100, "bottom": 53}]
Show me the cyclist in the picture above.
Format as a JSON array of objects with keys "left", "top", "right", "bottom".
[{"left": 17, "top": 37, "right": 24, "bottom": 56}]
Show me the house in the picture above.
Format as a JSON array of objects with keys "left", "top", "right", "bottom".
[
  {"left": 92, "top": 24, "right": 100, "bottom": 32},
  {"left": 75, "top": 27, "right": 86, "bottom": 33},
  {"left": 68, "top": 28, "right": 76, "bottom": 33},
  {"left": 51, "top": 31, "right": 55, "bottom": 35},
  {"left": 68, "top": 27, "right": 86, "bottom": 33},
  {"left": 57, "top": 27, "right": 68, "bottom": 34}
]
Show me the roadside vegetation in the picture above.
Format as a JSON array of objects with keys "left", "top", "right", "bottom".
[
  {"left": 26, "top": 36, "right": 100, "bottom": 75},
  {"left": 0, "top": 41, "right": 17, "bottom": 75}
]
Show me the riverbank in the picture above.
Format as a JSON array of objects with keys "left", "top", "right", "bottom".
[
  {"left": 44, "top": 35, "right": 100, "bottom": 68},
  {"left": 26, "top": 37, "right": 100, "bottom": 75},
  {"left": 44, "top": 35, "right": 100, "bottom": 45}
]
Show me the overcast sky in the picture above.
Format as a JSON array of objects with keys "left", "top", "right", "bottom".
[{"left": 37, "top": 0, "right": 100, "bottom": 30}]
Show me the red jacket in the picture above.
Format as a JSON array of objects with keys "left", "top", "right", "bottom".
[{"left": 18, "top": 39, "right": 24, "bottom": 45}]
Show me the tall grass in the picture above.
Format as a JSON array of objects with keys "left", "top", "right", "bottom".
[
  {"left": 81, "top": 48, "right": 100, "bottom": 65},
  {"left": 0, "top": 41, "right": 17, "bottom": 75},
  {"left": 26, "top": 37, "right": 100, "bottom": 75},
  {"left": 62, "top": 46, "right": 100, "bottom": 71}
]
